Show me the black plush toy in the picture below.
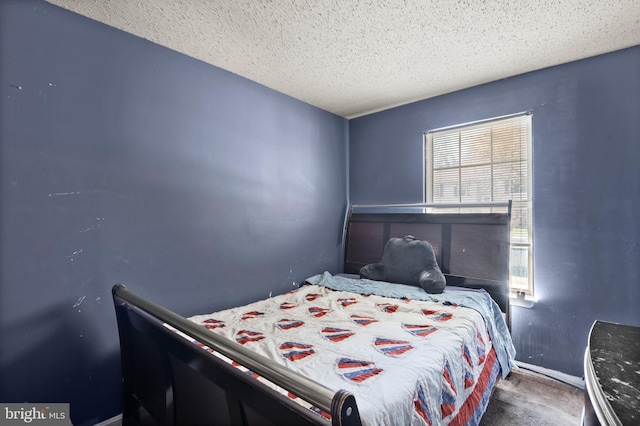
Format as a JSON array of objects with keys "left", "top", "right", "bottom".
[{"left": 359, "top": 235, "right": 446, "bottom": 294}]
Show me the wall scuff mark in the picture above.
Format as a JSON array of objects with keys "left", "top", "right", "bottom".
[
  {"left": 73, "top": 295, "right": 86, "bottom": 308},
  {"left": 48, "top": 192, "right": 80, "bottom": 197}
]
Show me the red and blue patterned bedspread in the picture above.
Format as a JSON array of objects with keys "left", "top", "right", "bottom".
[{"left": 186, "top": 276, "right": 514, "bottom": 425}]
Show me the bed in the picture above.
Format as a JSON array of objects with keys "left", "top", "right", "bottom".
[{"left": 112, "top": 204, "right": 515, "bottom": 426}]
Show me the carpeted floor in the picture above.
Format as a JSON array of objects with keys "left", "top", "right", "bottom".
[{"left": 480, "top": 368, "right": 584, "bottom": 426}]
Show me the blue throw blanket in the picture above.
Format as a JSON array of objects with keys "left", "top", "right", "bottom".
[{"left": 306, "top": 271, "right": 516, "bottom": 378}]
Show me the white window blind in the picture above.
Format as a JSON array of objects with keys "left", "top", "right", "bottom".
[{"left": 425, "top": 113, "right": 533, "bottom": 295}]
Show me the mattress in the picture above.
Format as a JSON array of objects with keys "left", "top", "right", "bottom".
[{"left": 186, "top": 276, "right": 514, "bottom": 425}]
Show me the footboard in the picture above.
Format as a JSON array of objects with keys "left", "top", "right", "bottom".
[{"left": 112, "top": 285, "right": 362, "bottom": 426}]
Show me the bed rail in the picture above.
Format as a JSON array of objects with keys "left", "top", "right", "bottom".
[
  {"left": 349, "top": 201, "right": 512, "bottom": 211},
  {"left": 113, "top": 284, "right": 362, "bottom": 426}
]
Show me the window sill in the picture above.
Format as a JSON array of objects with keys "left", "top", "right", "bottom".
[{"left": 510, "top": 293, "right": 536, "bottom": 308}]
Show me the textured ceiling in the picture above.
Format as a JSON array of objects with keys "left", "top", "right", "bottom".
[{"left": 46, "top": 0, "right": 640, "bottom": 118}]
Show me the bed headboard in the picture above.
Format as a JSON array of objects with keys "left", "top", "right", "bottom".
[{"left": 343, "top": 206, "right": 512, "bottom": 327}]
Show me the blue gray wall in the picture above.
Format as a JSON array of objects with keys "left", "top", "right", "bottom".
[
  {"left": 350, "top": 46, "right": 640, "bottom": 377},
  {"left": 0, "top": 1, "right": 347, "bottom": 424},
  {"left": 2, "top": 0, "right": 639, "bottom": 423}
]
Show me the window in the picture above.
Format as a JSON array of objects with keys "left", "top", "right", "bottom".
[{"left": 425, "top": 113, "right": 533, "bottom": 296}]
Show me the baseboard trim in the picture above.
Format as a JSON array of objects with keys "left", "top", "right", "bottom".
[
  {"left": 514, "top": 360, "right": 585, "bottom": 389},
  {"left": 93, "top": 414, "right": 122, "bottom": 426}
]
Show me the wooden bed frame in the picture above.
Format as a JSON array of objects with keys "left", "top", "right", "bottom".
[{"left": 112, "top": 206, "right": 511, "bottom": 426}]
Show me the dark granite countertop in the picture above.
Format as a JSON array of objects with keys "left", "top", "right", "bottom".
[{"left": 589, "top": 320, "right": 640, "bottom": 425}]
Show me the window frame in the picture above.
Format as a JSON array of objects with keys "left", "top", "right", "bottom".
[{"left": 424, "top": 113, "right": 534, "bottom": 297}]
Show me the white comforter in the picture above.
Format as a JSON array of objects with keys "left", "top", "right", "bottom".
[{"left": 188, "top": 279, "right": 509, "bottom": 425}]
